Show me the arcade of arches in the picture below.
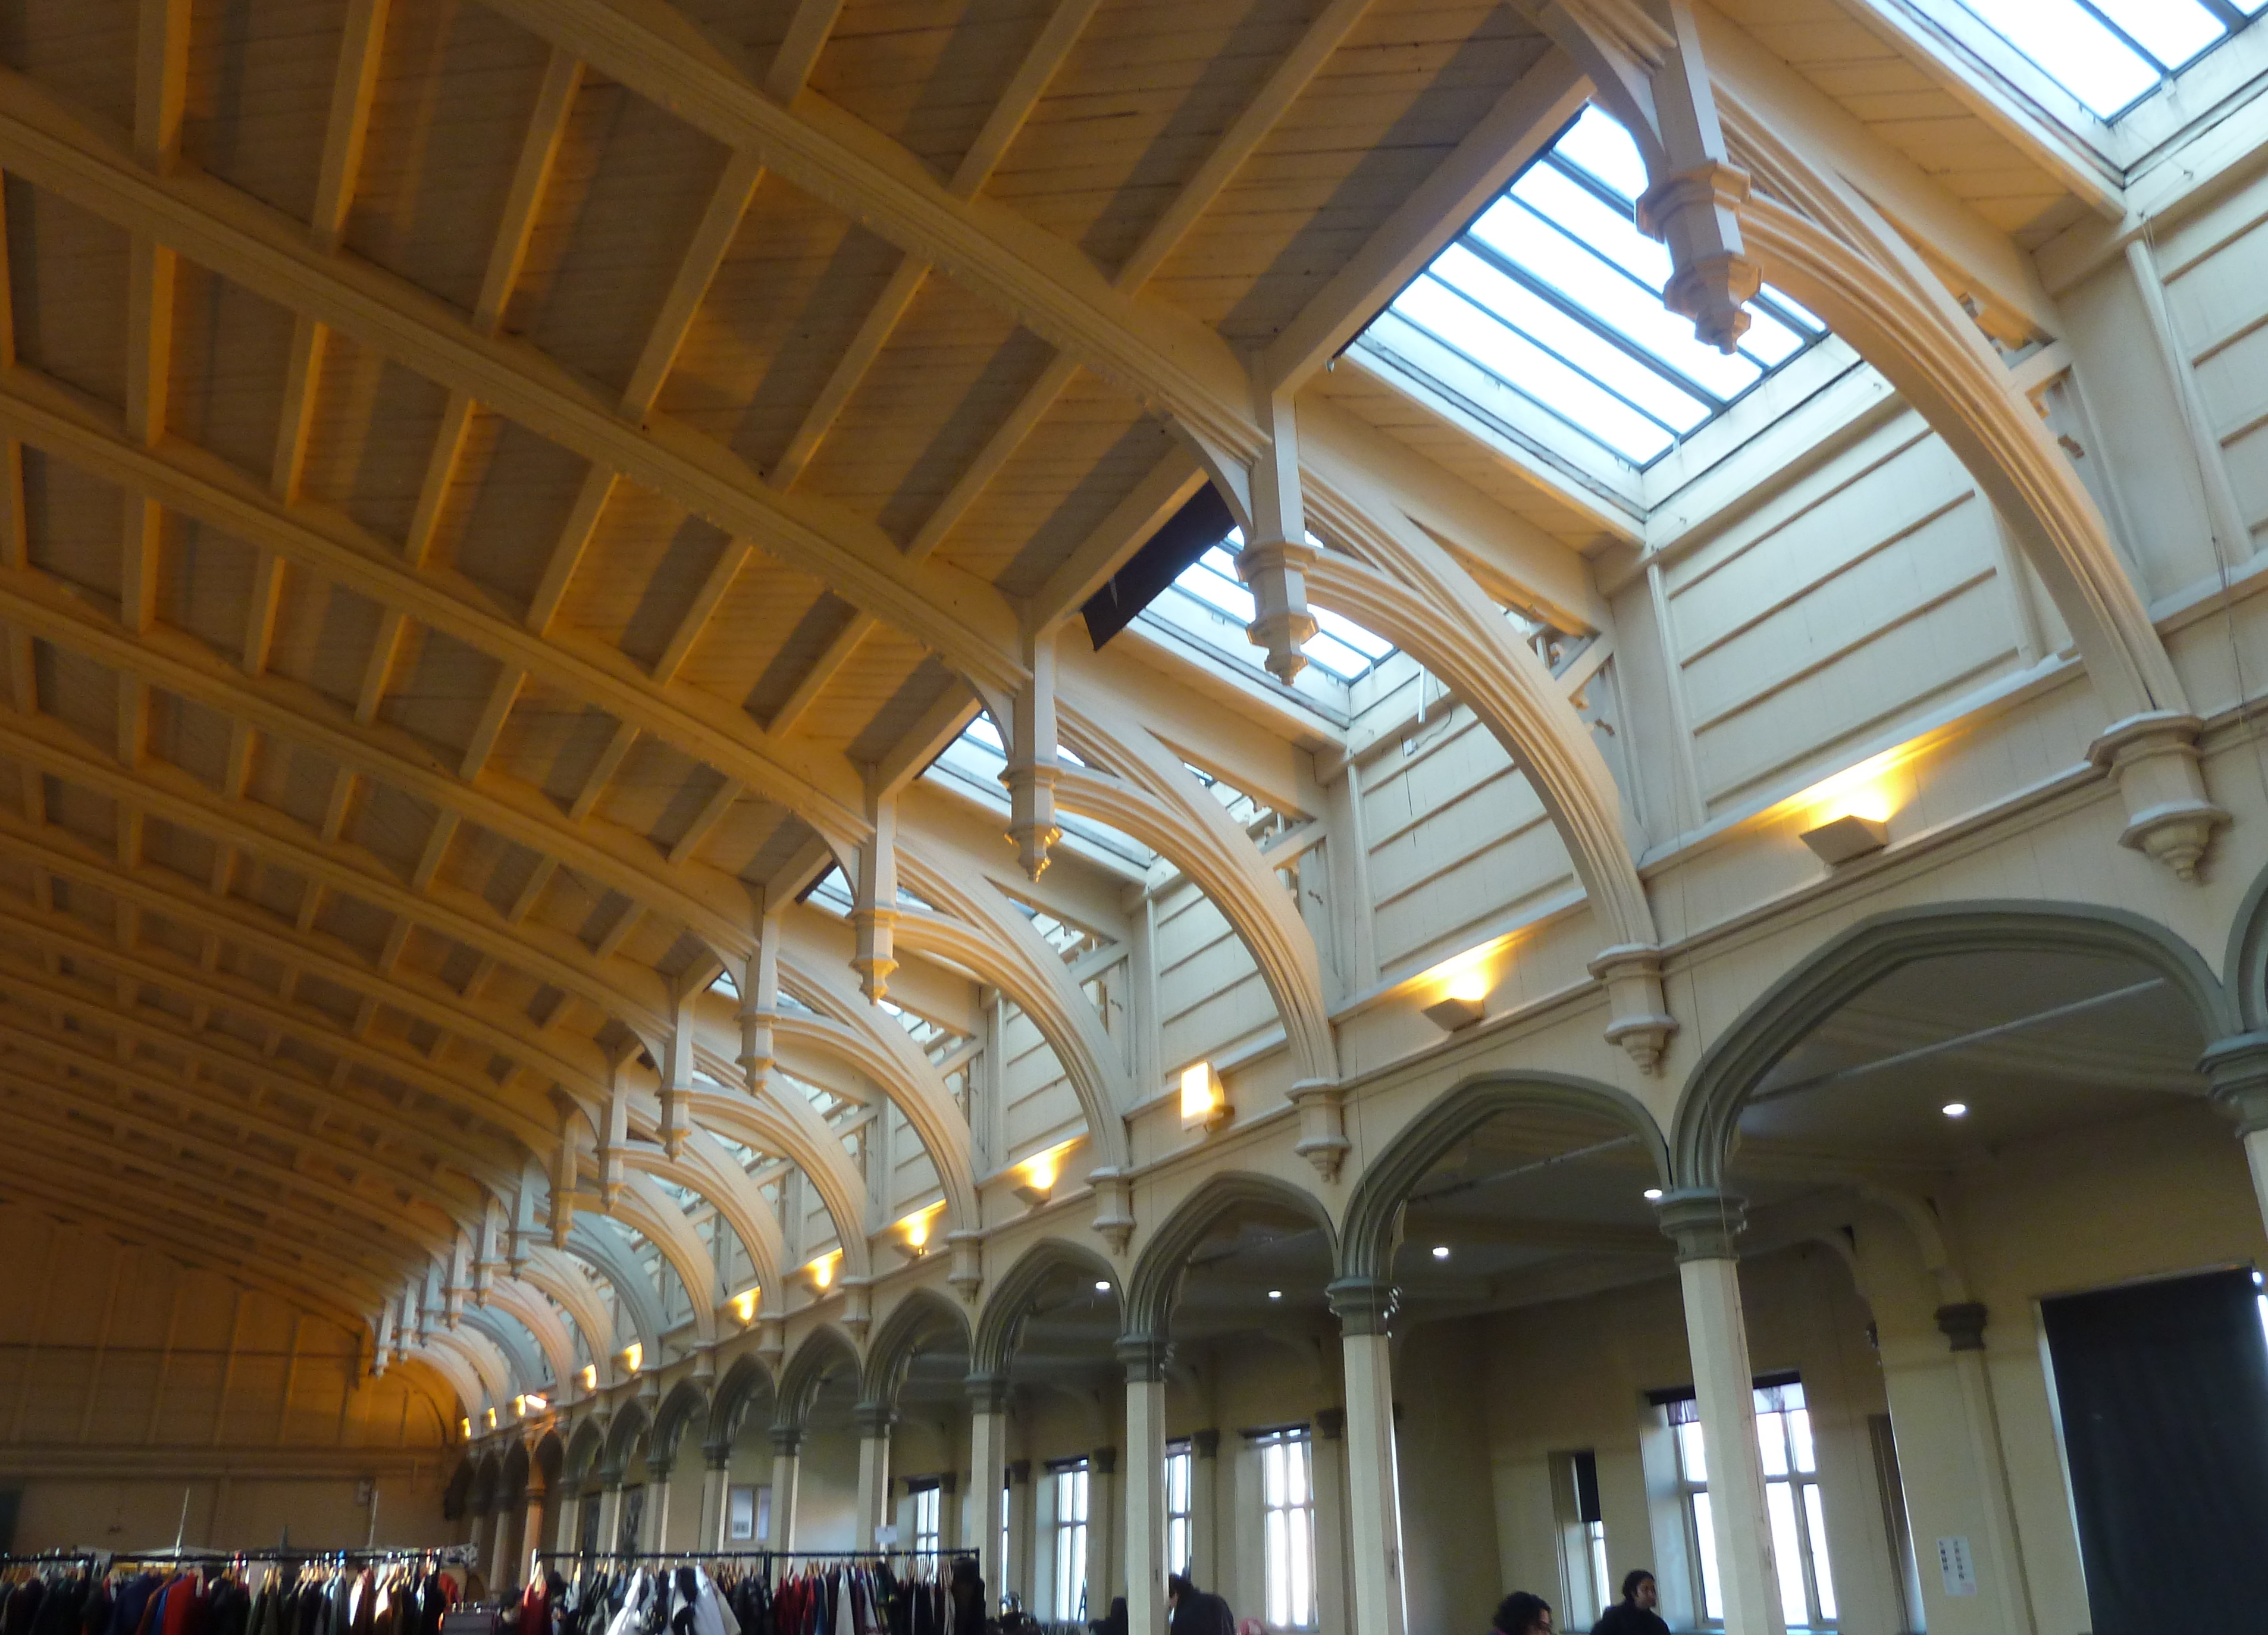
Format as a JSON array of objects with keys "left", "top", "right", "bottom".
[{"left": 4, "top": 2, "right": 2268, "bottom": 1634}]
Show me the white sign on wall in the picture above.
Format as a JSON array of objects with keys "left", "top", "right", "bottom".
[{"left": 1937, "top": 1535, "right": 1978, "bottom": 1597}]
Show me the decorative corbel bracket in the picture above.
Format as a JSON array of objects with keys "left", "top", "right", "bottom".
[
  {"left": 1588, "top": 943, "right": 1678, "bottom": 1073},
  {"left": 508, "top": 1156, "right": 540, "bottom": 1276},
  {"left": 1239, "top": 372, "right": 1317, "bottom": 684},
  {"left": 839, "top": 1276, "right": 873, "bottom": 1342},
  {"left": 372, "top": 1303, "right": 395, "bottom": 1376},
  {"left": 599, "top": 1038, "right": 639, "bottom": 1208},
  {"left": 1001, "top": 626, "right": 1063, "bottom": 881},
  {"left": 947, "top": 1230, "right": 985, "bottom": 1304},
  {"left": 444, "top": 1232, "right": 472, "bottom": 1329},
  {"left": 661, "top": 976, "right": 703, "bottom": 1159},
  {"left": 1534, "top": 0, "right": 1760, "bottom": 352},
  {"left": 851, "top": 781, "right": 899, "bottom": 1002},
  {"left": 474, "top": 1191, "right": 506, "bottom": 1301},
  {"left": 1089, "top": 1169, "right": 1135, "bottom": 1254},
  {"left": 550, "top": 1099, "right": 581, "bottom": 1248},
  {"left": 1288, "top": 1079, "right": 1351, "bottom": 1182},
  {"left": 738, "top": 909, "right": 782, "bottom": 1094},
  {"left": 2088, "top": 712, "right": 2228, "bottom": 881}
]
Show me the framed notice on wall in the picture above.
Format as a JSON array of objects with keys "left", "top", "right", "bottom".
[{"left": 728, "top": 1486, "right": 756, "bottom": 1542}]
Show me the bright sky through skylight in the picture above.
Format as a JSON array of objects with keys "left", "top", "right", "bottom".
[
  {"left": 1954, "top": 0, "right": 2265, "bottom": 120},
  {"left": 1374, "top": 107, "right": 1827, "bottom": 469},
  {"left": 1171, "top": 541, "right": 1396, "bottom": 682}
]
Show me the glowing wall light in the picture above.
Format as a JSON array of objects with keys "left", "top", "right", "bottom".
[
  {"left": 730, "top": 1288, "right": 760, "bottom": 1324},
  {"left": 1421, "top": 958, "right": 1492, "bottom": 1031},
  {"left": 1179, "top": 1061, "right": 1230, "bottom": 1132},
  {"left": 581, "top": 1363, "right": 597, "bottom": 1390},
  {"left": 522, "top": 1392, "right": 547, "bottom": 1415},
  {"left": 895, "top": 1203, "right": 945, "bottom": 1260},
  {"left": 1795, "top": 754, "right": 1902, "bottom": 866},
  {"left": 621, "top": 1341, "right": 643, "bottom": 1374},
  {"left": 804, "top": 1251, "right": 842, "bottom": 1293},
  {"left": 1012, "top": 1140, "right": 1077, "bottom": 1207}
]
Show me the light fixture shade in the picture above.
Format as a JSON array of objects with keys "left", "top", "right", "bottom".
[
  {"left": 1800, "top": 813, "right": 1889, "bottom": 866},
  {"left": 1422, "top": 994, "right": 1486, "bottom": 1031},
  {"left": 1180, "top": 1061, "right": 1231, "bottom": 1132}
]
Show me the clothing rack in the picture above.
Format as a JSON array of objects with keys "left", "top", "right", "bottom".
[
  {"left": 535, "top": 1551, "right": 970, "bottom": 1564},
  {"left": 4, "top": 1545, "right": 478, "bottom": 1568}
]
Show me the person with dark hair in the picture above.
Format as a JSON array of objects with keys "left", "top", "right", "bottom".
[
  {"left": 1592, "top": 1572, "right": 1668, "bottom": 1635},
  {"left": 1088, "top": 1598, "right": 1128, "bottom": 1635},
  {"left": 1165, "top": 1578, "right": 1232, "bottom": 1635},
  {"left": 1491, "top": 1593, "right": 1553, "bottom": 1635},
  {"left": 947, "top": 1559, "right": 986, "bottom": 1635}
]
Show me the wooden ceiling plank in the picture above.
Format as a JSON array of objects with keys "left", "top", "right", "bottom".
[
  {"left": 526, "top": 466, "right": 615, "bottom": 636},
  {"left": 321, "top": 766, "right": 358, "bottom": 844},
  {"left": 459, "top": 667, "right": 524, "bottom": 781},
  {"left": 1114, "top": 0, "right": 1376, "bottom": 290},
  {"left": 271, "top": 315, "right": 324, "bottom": 501},
  {"left": 767, "top": 256, "right": 926, "bottom": 492},
  {"left": 767, "top": 611, "right": 872, "bottom": 735},
  {"left": 506, "top": 856, "right": 557, "bottom": 923},
  {"left": 766, "top": 0, "right": 845, "bottom": 104},
  {"left": 404, "top": 392, "right": 474, "bottom": 569},
  {"left": 478, "top": 48, "right": 584, "bottom": 334},
  {"left": 666, "top": 778, "right": 740, "bottom": 866},
  {"left": 568, "top": 721, "right": 638, "bottom": 823},
  {"left": 650, "top": 538, "right": 750, "bottom": 685},
  {"left": 591, "top": 901, "right": 643, "bottom": 961},
  {"left": 116, "top": 674, "right": 146, "bottom": 765},
  {"left": 621, "top": 151, "right": 764, "bottom": 422},
  {"left": 314, "top": 0, "right": 390, "bottom": 252},
  {"left": 242, "top": 549, "right": 286, "bottom": 675},
  {"left": 411, "top": 809, "right": 462, "bottom": 894},
  {"left": 356, "top": 607, "right": 408, "bottom": 725}
]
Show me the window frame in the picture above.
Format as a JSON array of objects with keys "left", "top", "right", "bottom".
[
  {"left": 909, "top": 1479, "right": 942, "bottom": 1559},
  {"left": 1664, "top": 1377, "right": 1838, "bottom": 1631},
  {"left": 1166, "top": 1437, "right": 1194, "bottom": 1577},
  {"left": 1253, "top": 1426, "right": 1320, "bottom": 1631},
  {"left": 1047, "top": 1458, "right": 1091, "bottom": 1623}
]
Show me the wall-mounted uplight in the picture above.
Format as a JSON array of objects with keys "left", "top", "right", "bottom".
[
  {"left": 805, "top": 1251, "right": 842, "bottom": 1293},
  {"left": 461, "top": 1416, "right": 472, "bottom": 1439},
  {"left": 1013, "top": 1139, "right": 1078, "bottom": 1207},
  {"left": 1795, "top": 755, "right": 1901, "bottom": 867},
  {"left": 484, "top": 1407, "right": 497, "bottom": 1429},
  {"left": 1941, "top": 1102, "right": 1969, "bottom": 1119},
  {"left": 731, "top": 1288, "right": 760, "bottom": 1324},
  {"left": 1180, "top": 1061, "right": 1231, "bottom": 1133},
  {"left": 895, "top": 1203, "right": 945, "bottom": 1260},
  {"left": 1421, "top": 962, "right": 1491, "bottom": 1031},
  {"left": 621, "top": 1342, "right": 644, "bottom": 1374},
  {"left": 522, "top": 1392, "right": 547, "bottom": 1415},
  {"left": 581, "top": 1362, "right": 597, "bottom": 1390}
]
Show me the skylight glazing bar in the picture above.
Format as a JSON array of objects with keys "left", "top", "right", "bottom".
[
  {"left": 1951, "top": 0, "right": 2266, "bottom": 120},
  {"left": 1421, "top": 270, "right": 1696, "bottom": 438}
]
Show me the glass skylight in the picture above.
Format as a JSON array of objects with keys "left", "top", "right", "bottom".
[
  {"left": 1367, "top": 107, "right": 1828, "bottom": 470},
  {"left": 1171, "top": 541, "right": 1398, "bottom": 682},
  {"left": 1953, "top": 0, "right": 2264, "bottom": 120}
]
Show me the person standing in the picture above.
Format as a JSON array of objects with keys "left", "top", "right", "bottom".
[
  {"left": 1490, "top": 1593, "right": 1553, "bottom": 1635},
  {"left": 1164, "top": 1578, "right": 1231, "bottom": 1635},
  {"left": 1591, "top": 1573, "right": 1668, "bottom": 1635}
]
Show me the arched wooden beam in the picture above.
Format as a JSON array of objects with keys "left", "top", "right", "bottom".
[
  {"left": 563, "top": 1215, "right": 672, "bottom": 1357},
  {"left": 1122, "top": 1171, "right": 1336, "bottom": 1338},
  {"left": 857, "top": 1285, "right": 973, "bottom": 1408},
  {"left": 462, "top": 1307, "right": 549, "bottom": 1396},
  {"left": 706, "top": 1351, "right": 776, "bottom": 1452},
  {"left": 970, "top": 1236, "right": 1122, "bottom": 1378},
  {"left": 681, "top": 1088, "right": 871, "bottom": 1282},
  {"left": 519, "top": 1248, "right": 626, "bottom": 1383},
  {"left": 607, "top": 1171, "right": 723, "bottom": 1346},
  {"left": 775, "top": 1323, "right": 861, "bottom": 1429},
  {"left": 650, "top": 1376, "right": 713, "bottom": 1468},
  {"left": 621, "top": 1130, "right": 785, "bottom": 1298},
  {"left": 483, "top": 1280, "right": 581, "bottom": 1390}
]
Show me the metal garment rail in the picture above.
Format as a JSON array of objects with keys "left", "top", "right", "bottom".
[
  {"left": 3, "top": 1546, "right": 478, "bottom": 1568},
  {"left": 534, "top": 1549, "right": 973, "bottom": 1564}
]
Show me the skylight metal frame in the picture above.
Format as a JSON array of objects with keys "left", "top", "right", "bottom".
[
  {"left": 1950, "top": 0, "right": 2265, "bottom": 123},
  {"left": 1367, "top": 108, "right": 1830, "bottom": 477}
]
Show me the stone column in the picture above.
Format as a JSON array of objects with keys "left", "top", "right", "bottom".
[
  {"left": 967, "top": 1374, "right": 1011, "bottom": 1608},
  {"left": 1311, "top": 1410, "right": 1352, "bottom": 1635},
  {"left": 591, "top": 1481, "right": 625, "bottom": 1564},
  {"left": 1328, "top": 1278, "right": 1406, "bottom": 1635},
  {"left": 643, "top": 1461, "right": 672, "bottom": 1552},
  {"left": 1189, "top": 1430, "right": 1220, "bottom": 1586},
  {"left": 520, "top": 1483, "right": 548, "bottom": 1581},
  {"left": 466, "top": 1494, "right": 492, "bottom": 1574},
  {"left": 553, "top": 1484, "right": 580, "bottom": 1562},
  {"left": 2204, "top": 1035, "right": 2268, "bottom": 1237},
  {"left": 1089, "top": 1444, "right": 1120, "bottom": 1617},
  {"left": 1120, "top": 1335, "right": 1170, "bottom": 1635},
  {"left": 1005, "top": 1461, "right": 1032, "bottom": 1608},
  {"left": 1935, "top": 1304, "right": 2037, "bottom": 1635},
  {"left": 1657, "top": 1191, "right": 1784, "bottom": 1635},
  {"left": 699, "top": 1443, "right": 732, "bottom": 1551},
  {"left": 491, "top": 1502, "right": 519, "bottom": 1589},
  {"left": 769, "top": 1428, "right": 803, "bottom": 1551},
  {"left": 855, "top": 1401, "right": 897, "bottom": 1550}
]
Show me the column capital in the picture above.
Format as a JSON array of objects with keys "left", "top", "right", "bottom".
[
  {"left": 1314, "top": 1407, "right": 1345, "bottom": 1440},
  {"left": 1191, "top": 1428, "right": 1220, "bottom": 1459},
  {"left": 2203, "top": 1033, "right": 2268, "bottom": 1132},
  {"left": 1116, "top": 1331, "right": 1172, "bottom": 1383},
  {"left": 769, "top": 1425, "right": 803, "bottom": 1457},
  {"left": 852, "top": 1399, "right": 898, "bottom": 1439},
  {"left": 1935, "top": 1302, "right": 1988, "bottom": 1352},
  {"left": 1092, "top": 1444, "right": 1119, "bottom": 1475},
  {"left": 646, "top": 1458, "right": 672, "bottom": 1483},
  {"left": 965, "top": 1370, "right": 1012, "bottom": 1413},
  {"left": 1326, "top": 1276, "right": 1399, "bottom": 1337},
  {"left": 703, "top": 1440, "right": 732, "bottom": 1472},
  {"left": 1653, "top": 1188, "right": 1748, "bottom": 1262},
  {"left": 1006, "top": 1459, "right": 1031, "bottom": 1486}
]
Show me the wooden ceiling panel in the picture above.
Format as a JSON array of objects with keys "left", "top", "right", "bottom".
[
  {"left": 377, "top": 624, "right": 505, "bottom": 766},
  {"left": 245, "top": 734, "right": 337, "bottom": 833},
  {"left": 797, "top": 620, "right": 925, "bottom": 749},
  {"left": 490, "top": 676, "right": 621, "bottom": 798},
  {"left": 799, "top": 272, "right": 1029, "bottom": 527},
  {"left": 299, "top": 331, "right": 455, "bottom": 547},
  {"left": 815, "top": 0, "right": 1060, "bottom": 178},
  {"left": 938, "top": 371, "right": 1158, "bottom": 586},
  {"left": 610, "top": 512, "right": 739, "bottom": 672},
  {"left": 268, "top": 577, "right": 389, "bottom": 714},
  {"left": 142, "top": 812, "right": 219, "bottom": 887},
  {"left": 675, "top": 560, "right": 839, "bottom": 716},
  {"left": 0, "top": 0, "right": 136, "bottom": 135},
  {"left": 844, "top": 653, "right": 961, "bottom": 765},
  {"left": 164, "top": 263, "right": 299, "bottom": 483},
  {"left": 180, "top": 0, "right": 349, "bottom": 224},
  {"left": 146, "top": 686, "right": 235, "bottom": 789},
  {"left": 595, "top": 731, "right": 712, "bottom": 840},
  {"left": 441, "top": 416, "right": 587, "bottom": 614},
  {"left": 165, "top": 510, "right": 263, "bottom": 659},
  {"left": 987, "top": 0, "right": 1314, "bottom": 268},
  {"left": 31, "top": 635, "right": 121, "bottom": 751},
  {"left": 346, "top": 0, "right": 552, "bottom": 315},
  {"left": 314, "top": 887, "right": 393, "bottom": 965},
  {"left": 1152, "top": 7, "right": 1547, "bottom": 338},
  {"left": 550, "top": 475, "right": 679, "bottom": 641},
  {"left": 6, "top": 181, "right": 130, "bottom": 414},
  {"left": 346, "top": 765, "right": 441, "bottom": 877},
  {"left": 518, "top": 77, "right": 732, "bottom": 393}
]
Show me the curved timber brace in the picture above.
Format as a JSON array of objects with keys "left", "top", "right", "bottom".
[
  {"left": 660, "top": 972, "right": 703, "bottom": 1159},
  {"left": 738, "top": 909, "right": 782, "bottom": 1094},
  {"left": 550, "top": 1097, "right": 582, "bottom": 1249},
  {"left": 1531, "top": 0, "right": 1759, "bottom": 353},
  {"left": 599, "top": 1036, "right": 642, "bottom": 1208},
  {"left": 1002, "top": 625, "right": 1064, "bottom": 881}
]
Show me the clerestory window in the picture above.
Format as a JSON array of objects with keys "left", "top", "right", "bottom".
[
  {"left": 1668, "top": 1377, "right": 1838, "bottom": 1630},
  {"left": 1947, "top": 0, "right": 2266, "bottom": 121}
]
